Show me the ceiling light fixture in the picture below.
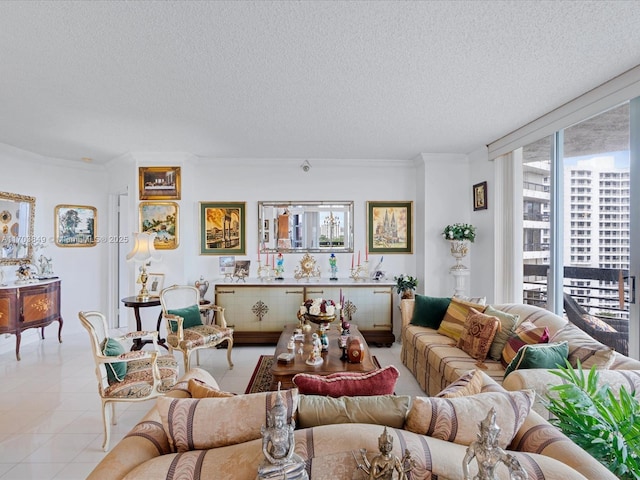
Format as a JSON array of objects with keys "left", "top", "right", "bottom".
[{"left": 301, "top": 160, "right": 311, "bottom": 172}]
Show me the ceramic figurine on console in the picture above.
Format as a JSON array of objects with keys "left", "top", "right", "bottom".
[
  {"left": 37, "top": 254, "right": 54, "bottom": 278},
  {"left": 275, "top": 253, "right": 284, "bottom": 280},
  {"left": 329, "top": 253, "right": 338, "bottom": 281},
  {"left": 195, "top": 276, "right": 209, "bottom": 300}
]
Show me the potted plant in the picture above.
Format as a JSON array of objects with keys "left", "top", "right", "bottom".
[
  {"left": 394, "top": 274, "right": 418, "bottom": 299},
  {"left": 545, "top": 361, "right": 640, "bottom": 479}
]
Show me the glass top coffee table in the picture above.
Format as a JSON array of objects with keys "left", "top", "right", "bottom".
[{"left": 270, "top": 323, "right": 377, "bottom": 390}]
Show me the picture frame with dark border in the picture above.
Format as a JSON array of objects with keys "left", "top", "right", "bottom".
[
  {"left": 367, "top": 201, "right": 413, "bottom": 254},
  {"left": 473, "top": 181, "right": 488, "bottom": 211},
  {"left": 139, "top": 201, "right": 179, "bottom": 250},
  {"left": 199, "top": 202, "right": 246, "bottom": 255},
  {"left": 147, "top": 273, "right": 165, "bottom": 297},
  {"left": 54, "top": 204, "right": 97, "bottom": 247},
  {"left": 139, "top": 166, "right": 181, "bottom": 200}
]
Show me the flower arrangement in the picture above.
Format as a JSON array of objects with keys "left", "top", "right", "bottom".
[
  {"left": 442, "top": 223, "right": 476, "bottom": 243},
  {"left": 299, "top": 298, "right": 340, "bottom": 317}
]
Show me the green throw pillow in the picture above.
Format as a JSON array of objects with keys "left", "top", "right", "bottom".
[
  {"left": 102, "top": 337, "right": 126, "bottom": 383},
  {"left": 167, "top": 304, "right": 203, "bottom": 332},
  {"left": 410, "top": 295, "right": 451, "bottom": 329},
  {"left": 504, "top": 341, "right": 569, "bottom": 378},
  {"left": 486, "top": 306, "right": 521, "bottom": 361}
]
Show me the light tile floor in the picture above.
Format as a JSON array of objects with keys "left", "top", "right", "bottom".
[{"left": 0, "top": 330, "right": 424, "bottom": 479}]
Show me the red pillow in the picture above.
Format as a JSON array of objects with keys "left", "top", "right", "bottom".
[{"left": 292, "top": 365, "right": 399, "bottom": 397}]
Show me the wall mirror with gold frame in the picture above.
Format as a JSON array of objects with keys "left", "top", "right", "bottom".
[
  {"left": 258, "top": 201, "right": 353, "bottom": 253},
  {"left": 0, "top": 191, "right": 36, "bottom": 265}
]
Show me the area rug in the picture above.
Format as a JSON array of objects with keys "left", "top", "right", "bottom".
[{"left": 245, "top": 354, "right": 381, "bottom": 394}]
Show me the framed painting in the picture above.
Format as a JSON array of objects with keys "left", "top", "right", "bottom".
[
  {"left": 147, "top": 273, "right": 165, "bottom": 297},
  {"left": 473, "top": 181, "right": 488, "bottom": 211},
  {"left": 367, "top": 201, "right": 413, "bottom": 254},
  {"left": 139, "top": 166, "right": 181, "bottom": 200},
  {"left": 200, "top": 202, "right": 246, "bottom": 255},
  {"left": 54, "top": 204, "right": 97, "bottom": 247},
  {"left": 139, "top": 202, "right": 179, "bottom": 250}
]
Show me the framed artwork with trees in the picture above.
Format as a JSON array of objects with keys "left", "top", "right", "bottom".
[
  {"left": 139, "top": 201, "right": 179, "bottom": 250},
  {"left": 54, "top": 204, "right": 97, "bottom": 247}
]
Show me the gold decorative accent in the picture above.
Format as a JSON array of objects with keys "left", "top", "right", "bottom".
[
  {"left": 32, "top": 298, "right": 51, "bottom": 313},
  {"left": 294, "top": 253, "right": 320, "bottom": 281}
]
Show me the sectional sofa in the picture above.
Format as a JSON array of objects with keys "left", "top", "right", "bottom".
[
  {"left": 400, "top": 298, "right": 640, "bottom": 417},
  {"left": 88, "top": 367, "right": 616, "bottom": 480}
]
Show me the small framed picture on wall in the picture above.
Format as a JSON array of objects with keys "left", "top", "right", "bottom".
[{"left": 473, "top": 181, "right": 488, "bottom": 211}]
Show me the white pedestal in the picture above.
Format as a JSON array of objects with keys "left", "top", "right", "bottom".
[{"left": 449, "top": 267, "right": 470, "bottom": 297}]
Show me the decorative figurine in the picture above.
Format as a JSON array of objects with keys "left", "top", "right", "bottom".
[
  {"left": 353, "top": 427, "right": 415, "bottom": 480},
  {"left": 462, "top": 408, "right": 528, "bottom": 480},
  {"left": 37, "top": 254, "right": 54, "bottom": 278},
  {"left": 195, "top": 276, "right": 209, "bottom": 300},
  {"left": 275, "top": 253, "right": 285, "bottom": 280},
  {"left": 257, "top": 383, "right": 308, "bottom": 480},
  {"left": 329, "top": 253, "right": 338, "bottom": 281},
  {"left": 306, "top": 333, "right": 323, "bottom": 365},
  {"left": 294, "top": 252, "right": 320, "bottom": 282},
  {"left": 319, "top": 327, "right": 329, "bottom": 351}
]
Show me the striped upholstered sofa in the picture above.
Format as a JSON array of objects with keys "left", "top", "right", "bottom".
[
  {"left": 88, "top": 367, "right": 616, "bottom": 480},
  {"left": 400, "top": 299, "right": 640, "bottom": 417}
]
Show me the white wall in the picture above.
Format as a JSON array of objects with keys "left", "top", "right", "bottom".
[
  {"left": 0, "top": 142, "right": 478, "bottom": 352},
  {"left": 0, "top": 144, "right": 108, "bottom": 352}
]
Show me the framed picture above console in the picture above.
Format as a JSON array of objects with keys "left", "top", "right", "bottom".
[
  {"left": 139, "top": 202, "right": 179, "bottom": 250},
  {"left": 200, "top": 202, "right": 246, "bottom": 255},
  {"left": 367, "top": 201, "right": 413, "bottom": 254}
]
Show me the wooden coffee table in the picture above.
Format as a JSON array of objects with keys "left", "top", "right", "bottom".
[{"left": 270, "top": 324, "right": 377, "bottom": 390}]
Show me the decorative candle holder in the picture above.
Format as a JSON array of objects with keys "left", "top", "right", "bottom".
[
  {"left": 257, "top": 260, "right": 273, "bottom": 281},
  {"left": 349, "top": 261, "right": 369, "bottom": 281}
]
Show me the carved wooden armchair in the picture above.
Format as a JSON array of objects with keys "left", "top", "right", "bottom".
[
  {"left": 78, "top": 311, "right": 179, "bottom": 451},
  {"left": 159, "top": 284, "right": 234, "bottom": 371}
]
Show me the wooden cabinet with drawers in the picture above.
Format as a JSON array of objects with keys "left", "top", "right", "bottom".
[
  {"left": 0, "top": 279, "right": 63, "bottom": 360},
  {"left": 214, "top": 280, "right": 394, "bottom": 346}
]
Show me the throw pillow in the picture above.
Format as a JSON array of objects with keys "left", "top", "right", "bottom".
[
  {"left": 157, "top": 388, "right": 299, "bottom": 452},
  {"left": 504, "top": 341, "right": 569, "bottom": 378},
  {"left": 435, "top": 369, "right": 484, "bottom": 398},
  {"left": 102, "top": 337, "right": 126, "bottom": 383},
  {"left": 404, "top": 389, "right": 534, "bottom": 448},
  {"left": 167, "top": 304, "right": 203, "bottom": 332},
  {"left": 485, "top": 306, "right": 521, "bottom": 361},
  {"left": 188, "top": 378, "right": 235, "bottom": 398},
  {"left": 297, "top": 394, "right": 411, "bottom": 429},
  {"left": 292, "top": 365, "right": 399, "bottom": 397},
  {"left": 453, "top": 294, "right": 487, "bottom": 305},
  {"left": 437, "top": 297, "right": 487, "bottom": 341},
  {"left": 550, "top": 323, "right": 616, "bottom": 369},
  {"left": 582, "top": 313, "right": 617, "bottom": 332},
  {"left": 501, "top": 321, "right": 550, "bottom": 367},
  {"left": 410, "top": 294, "right": 451, "bottom": 328},
  {"left": 457, "top": 308, "right": 500, "bottom": 361}
]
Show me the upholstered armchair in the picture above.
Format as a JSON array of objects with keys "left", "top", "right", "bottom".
[
  {"left": 159, "top": 284, "right": 234, "bottom": 371},
  {"left": 78, "top": 311, "right": 179, "bottom": 451}
]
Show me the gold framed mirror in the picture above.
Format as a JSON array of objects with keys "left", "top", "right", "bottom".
[{"left": 0, "top": 191, "right": 36, "bottom": 265}]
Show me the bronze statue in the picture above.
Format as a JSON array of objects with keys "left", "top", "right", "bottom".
[
  {"left": 354, "top": 427, "right": 415, "bottom": 480},
  {"left": 257, "top": 383, "right": 308, "bottom": 480},
  {"left": 462, "top": 407, "right": 528, "bottom": 480}
]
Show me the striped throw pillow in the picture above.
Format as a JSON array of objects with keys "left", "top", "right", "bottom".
[
  {"left": 437, "top": 297, "right": 487, "bottom": 341},
  {"left": 501, "top": 321, "right": 549, "bottom": 367}
]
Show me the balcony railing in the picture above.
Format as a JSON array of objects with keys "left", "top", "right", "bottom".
[
  {"left": 523, "top": 181, "right": 549, "bottom": 193},
  {"left": 523, "top": 212, "right": 549, "bottom": 222},
  {"left": 523, "top": 242, "right": 550, "bottom": 252}
]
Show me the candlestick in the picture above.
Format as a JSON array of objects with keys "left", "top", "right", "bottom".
[
  {"left": 351, "top": 254, "right": 354, "bottom": 269},
  {"left": 258, "top": 244, "right": 261, "bottom": 262},
  {"left": 365, "top": 247, "right": 368, "bottom": 262},
  {"left": 358, "top": 250, "right": 361, "bottom": 266}
]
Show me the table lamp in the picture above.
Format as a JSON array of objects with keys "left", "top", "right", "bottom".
[{"left": 126, "top": 232, "right": 161, "bottom": 300}]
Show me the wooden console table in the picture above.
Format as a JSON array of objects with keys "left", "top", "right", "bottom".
[{"left": 0, "top": 279, "right": 63, "bottom": 361}]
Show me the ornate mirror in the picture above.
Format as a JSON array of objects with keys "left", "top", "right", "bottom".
[
  {"left": 258, "top": 201, "right": 353, "bottom": 253},
  {"left": 0, "top": 191, "right": 36, "bottom": 265}
]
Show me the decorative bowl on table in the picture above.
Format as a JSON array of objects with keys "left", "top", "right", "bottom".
[
  {"left": 303, "top": 313, "right": 337, "bottom": 325},
  {"left": 297, "top": 298, "right": 340, "bottom": 326}
]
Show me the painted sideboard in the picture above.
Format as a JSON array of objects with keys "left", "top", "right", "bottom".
[
  {"left": 214, "top": 279, "right": 394, "bottom": 346},
  {"left": 0, "top": 279, "right": 63, "bottom": 360}
]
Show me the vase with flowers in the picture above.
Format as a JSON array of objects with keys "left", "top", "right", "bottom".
[
  {"left": 442, "top": 223, "right": 476, "bottom": 270},
  {"left": 297, "top": 298, "right": 340, "bottom": 327}
]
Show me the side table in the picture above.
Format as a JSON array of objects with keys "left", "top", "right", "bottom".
[{"left": 121, "top": 296, "right": 168, "bottom": 351}]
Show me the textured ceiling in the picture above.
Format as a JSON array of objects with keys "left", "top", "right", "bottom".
[{"left": 1, "top": 1, "right": 640, "bottom": 164}]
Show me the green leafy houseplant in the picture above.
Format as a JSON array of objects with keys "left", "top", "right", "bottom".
[
  {"left": 442, "top": 223, "right": 476, "bottom": 242},
  {"left": 394, "top": 274, "right": 418, "bottom": 299},
  {"left": 545, "top": 361, "right": 640, "bottom": 479}
]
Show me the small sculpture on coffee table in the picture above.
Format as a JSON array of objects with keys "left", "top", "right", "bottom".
[
  {"left": 257, "top": 383, "right": 308, "bottom": 480},
  {"left": 462, "top": 407, "right": 528, "bottom": 480},
  {"left": 353, "top": 427, "right": 415, "bottom": 480}
]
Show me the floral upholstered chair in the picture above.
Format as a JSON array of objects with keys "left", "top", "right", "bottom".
[
  {"left": 159, "top": 284, "right": 234, "bottom": 372},
  {"left": 78, "top": 311, "right": 179, "bottom": 451}
]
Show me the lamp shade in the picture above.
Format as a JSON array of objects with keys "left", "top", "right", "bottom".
[{"left": 126, "top": 232, "right": 161, "bottom": 263}]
